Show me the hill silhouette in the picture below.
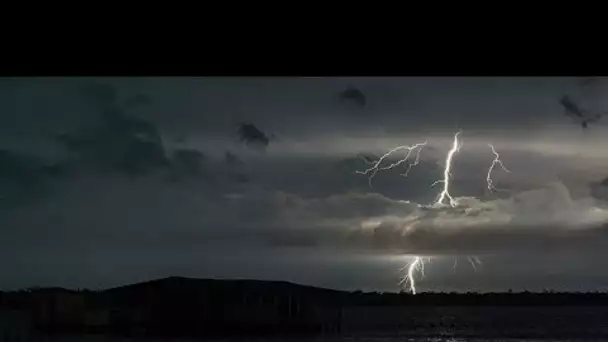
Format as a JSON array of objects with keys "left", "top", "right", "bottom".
[{"left": 3, "top": 277, "right": 608, "bottom": 338}]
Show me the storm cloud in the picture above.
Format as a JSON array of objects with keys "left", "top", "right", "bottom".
[
  {"left": 183, "top": 182, "right": 608, "bottom": 256},
  {"left": 3, "top": 77, "right": 608, "bottom": 292}
]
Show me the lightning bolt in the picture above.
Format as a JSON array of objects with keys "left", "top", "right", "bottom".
[
  {"left": 486, "top": 144, "right": 510, "bottom": 192},
  {"left": 357, "top": 131, "right": 510, "bottom": 295},
  {"left": 400, "top": 132, "right": 462, "bottom": 295},
  {"left": 354, "top": 139, "right": 430, "bottom": 295},
  {"left": 399, "top": 256, "right": 422, "bottom": 295},
  {"left": 356, "top": 141, "right": 427, "bottom": 187},
  {"left": 402, "top": 143, "right": 425, "bottom": 177},
  {"left": 433, "top": 131, "right": 462, "bottom": 207}
]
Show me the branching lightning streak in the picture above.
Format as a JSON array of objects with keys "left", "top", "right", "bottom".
[
  {"left": 433, "top": 131, "right": 462, "bottom": 207},
  {"left": 399, "top": 256, "right": 422, "bottom": 295},
  {"left": 486, "top": 144, "right": 510, "bottom": 192},
  {"left": 358, "top": 154, "right": 377, "bottom": 165},
  {"left": 358, "top": 132, "right": 510, "bottom": 295},
  {"left": 401, "top": 132, "right": 463, "bottom": 294},
  {"left": 401, "top": 144, "right": 425, "bottom": 177},
  {"left": 356, "top": 142, "right": 427, "bottom": 187}
]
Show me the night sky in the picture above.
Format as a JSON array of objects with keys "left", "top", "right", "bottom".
[{"left": 2, "top": 77, "right": 608, "bottom": 293}]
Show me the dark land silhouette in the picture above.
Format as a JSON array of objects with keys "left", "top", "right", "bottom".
[{"left": 3, "top": 277, "right": 608, "bottom": 339}]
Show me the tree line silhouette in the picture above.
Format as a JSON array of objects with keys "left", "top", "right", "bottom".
[{"left": 2, "top": 277, "right": 608, "bottom": 338}]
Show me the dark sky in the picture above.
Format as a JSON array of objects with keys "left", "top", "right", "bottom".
[{"left": 3, "top": 77, "right": 608, "bottom": 292}]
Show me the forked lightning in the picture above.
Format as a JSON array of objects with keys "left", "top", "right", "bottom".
[
  {"left": 486, "top": 144, "right": 510, "bottom": 192},
  {"left": 356, "top": 131, "right": 509, "bottom": 294},
  {"left": 356, "top": 142, "right": 427, "bottom": 187},
  {"left": 432, "top": 131, "right": 462, "bottom": 207}
]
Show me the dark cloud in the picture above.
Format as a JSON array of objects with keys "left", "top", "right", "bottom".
[
  {"left": 559, "top": 94, "right": 606, "bottom": 129},
  {"left": 590, "top": 177, "right": 608, "bottom": 201},
  {"left": 237, "top": 123, "right": 271, "bottom": 150},
  {"left": 339, "top": 86, "right": 366, "bottom": 108},
  {"left": 57, "top": 85, "right": 169, "bottom": 177},
  {"left": 59, "top": 83, "right": 217, "bottom": 182}
]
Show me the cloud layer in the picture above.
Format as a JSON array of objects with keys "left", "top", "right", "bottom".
[
  {"left": 220, "top": 182, "right": 608, "bottom": 256},
  {"left": 3, "top": 78, "right": 608, "bottom": 291}
]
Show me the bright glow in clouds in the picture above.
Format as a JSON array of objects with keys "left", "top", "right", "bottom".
[
  {"left": 214, "top": 132, "right": 608, "bottom": 293},
  {"left": 356, "top": 131, "right": 576, "bottom": 294}
]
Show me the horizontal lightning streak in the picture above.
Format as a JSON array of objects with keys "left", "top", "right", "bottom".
[{"left": 356, "top": 142, "right": 427, "bottom": 187}]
